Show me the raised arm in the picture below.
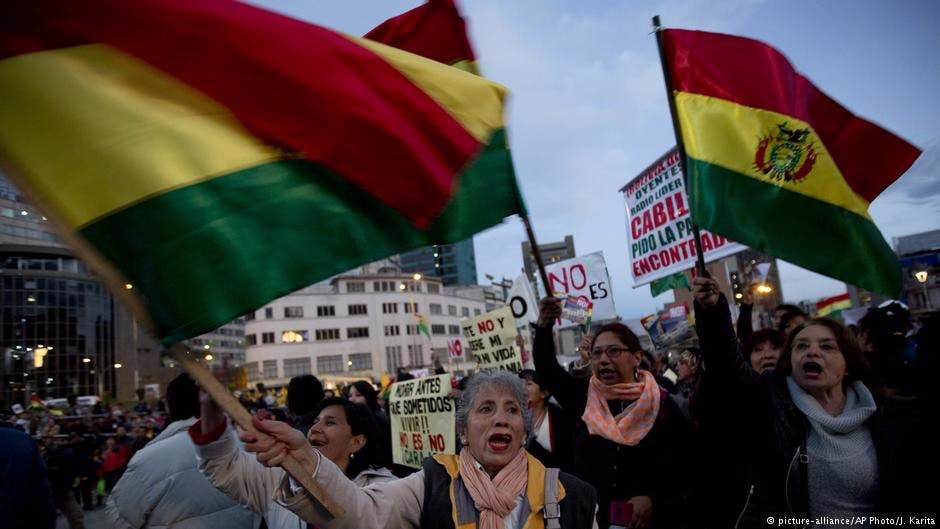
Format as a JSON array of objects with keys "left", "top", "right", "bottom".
[
  {"left": 238, "top": 417, "right": 425, "bottom": 529},
  {"left": 188, "top": 393, "right": 285, "bottom": 515},
  {"left": 692, "top": 277, "right": 761, "bottom": 391},
  {"left": 532, "top": 297, "right": 589, "bottom": 414}
]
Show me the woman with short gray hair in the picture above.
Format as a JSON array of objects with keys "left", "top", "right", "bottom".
[{"left": 226, "top": 371, "right": 599, "bottom": 529}]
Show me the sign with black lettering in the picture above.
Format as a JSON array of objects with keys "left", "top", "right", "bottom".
[
  {"left": 537, "top": 252, "right": 616, "bottom": 326},
  {"left": 460, "top": 307, "right": 522, "bottom": 373},
  {"left": 389, "top": 374, "right": 455, "bottom": 468}
]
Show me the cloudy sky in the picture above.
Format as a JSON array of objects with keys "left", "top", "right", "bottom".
[{"left": 254, "top": 0, "right": 939, "bottom": 319}]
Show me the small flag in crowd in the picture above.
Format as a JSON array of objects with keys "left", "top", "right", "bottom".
[
  {"left": 661, "top": 29, "right": 921, "bottom": 296},
  {"left": 816, "top": 293, "right": 852, "bottom": 318},
  {"left": 0, "top": 0, "right": 525, "bottom": 345},
  {"left": 416, "top": 314, "right": 432, "bottom": 339},
  {"left": 649, "top": 271, "right": 691, "bottom": 297}
]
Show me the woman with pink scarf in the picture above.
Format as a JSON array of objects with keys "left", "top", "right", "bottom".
[
  {"left": 230, "top": 371, "right": 598, "bottom": 529},
  {"left": 532, "top": 298, "right": 690, "bottom": 529}
]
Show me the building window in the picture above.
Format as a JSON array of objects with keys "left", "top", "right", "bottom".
[
  {"left": 244, "top": 311, "right": 256, "bottom": 321},
  {"left": 245, "top": 362, "right": 260, "bottom": 380},
  {"left": 461, "top": 307, "right": 470, "bottom": 317},
  {"left": 317, "top": 355, "right": 344, "bottom": 374},
  {"left": 317, "top": 305, "right": 336, "bottom": 317},
  {"left": 407, "top": 344, "right": 423, "bottom": 366},
  {"left": 405, "top": 324, "right": 417, "bottom": 335},
  {"left": 448, "top": 325, "right": 461, "bottom": 335},
  {"left": 382, "top": 302, "right": 398, "bottom": 314},
  {"left": 431, "top": 324, "right": 446, "bottom": 335},
  {"left": 474, "top": 309, "right": 481, "bottom": 316},
  {"left": 375, "top": 281, "right": 395, "bottom": 292},
  {"left": 347, "top": 327, "right": 370, "bottom": 339},
  {"left": 430, "top": 303, "right": 442, "bottom": 315},
  {"left": 283, "top": 357, "right": 311, "bottom": 377},
  {"left": 427, "top": 283, "right": 440, "bottom": 294},
  {"left": 385, "top": 346, "right": 402, "bottom": 371},
  {"left": 245, "top": 334, "right": 257, "bottom": 346},
  {"left": 348, "top": 353, "right": 372, "bottom": 371},
  {"left": 384, "top": 325, "right": 400, "bottom": 336},
  {"left": 447, "top": 305, "right": 457, "bottom": 316},
  {"left": 281, "top": 330, "right": 308, "bottom": 343},
  {"left": 404, "top": 302, "right": 419, "bottom": 313},
  {"left": 315, "top": 328, "right": 340, "bottom": 341},
  {"left": 346, "top": 281, "right": 365, "bottom": 293},
  {"left": 348, "top": 304, "right": 368, "bottom": 316},
  {"left": 284, "top": 306, "right": 304, "bottom": 318},
  {"left": 261, "top": 332, "right": 275, "bottom": 344},
  {"left": 262, "top": 360, "right": 278, "bottom": 379},
  {"left": 265, "top": 307, "right": 273, "bottom": 319}
]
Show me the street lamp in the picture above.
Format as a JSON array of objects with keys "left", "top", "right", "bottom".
[
  {"left": 755, "top": 284, "right": 773, "bottom": 295},
  {"left": 412, "top": 273, "right": 422, "bottom": 281},
  {"left": 915, "top": 270, "right": 929, "bottom": 310}
]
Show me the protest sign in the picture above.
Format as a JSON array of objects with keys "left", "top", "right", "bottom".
[
  {"left": 461, "top": 306, "right": 523, "bottom": 372},
  {"left": 561, "top": 295, "right": 592, "bottom": 325},
  {"left": 447, "top": 338, "right": 465, "bottom": 361},
  {"left": 506, "top": 274, "right": 539, "bottom": 326},
  {"left": 536, "top": 252, "right": 616, "bottom": 326},
  {"left": 641, "top": 304, "right": 696, "bottom": 350},
  {"left": 622, "top": 148, "right": 745, "bottom": 286},
  {"left": 389, "top": 373, "right": 455, "bottom": 468}
]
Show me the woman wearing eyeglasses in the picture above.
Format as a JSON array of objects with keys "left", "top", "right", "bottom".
[{"left": 533, "top": 298, "right": 690, "bottom": 529}]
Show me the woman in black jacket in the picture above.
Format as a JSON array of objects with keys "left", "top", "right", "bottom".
[
  {"left": 533, "top": 297, "right": 690, "bottom": 529},
  {"left": 691, "top": 276, "right": 932, "bottom": 525},
  {"left": 518, "top": 369, "right": 576, "bottom": 474}
]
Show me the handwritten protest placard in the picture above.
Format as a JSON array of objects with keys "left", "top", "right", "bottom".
[
  {"left": 536, "top": 252, "right": 615, "bottom": 326},
  {"left": 622, "top": 148, "right": 745, "bottom": 286},
  {"left": 461, "top": 306, "right": 522, "bottom": 373},
  {"left": 389, "top": 374, "right": 455, "bottom": 468}
]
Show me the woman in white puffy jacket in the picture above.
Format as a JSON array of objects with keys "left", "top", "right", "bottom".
[{"left": 190, "top": 397, "right": 396, "bottom": 529}]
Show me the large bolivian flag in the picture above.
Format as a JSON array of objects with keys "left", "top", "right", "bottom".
[
  {"left": 662, "top": 29, "right": 920, "bottom": 296},
  {"left": 0, "top": 0, "right": 525, "bottom": 345}
]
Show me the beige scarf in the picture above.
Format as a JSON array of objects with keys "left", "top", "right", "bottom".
[
  {"left": 581, "top": 370, "right": 661, "bottom": 446},
  {"left": 458, "top": 447, "right": 528, "bottom": 529}
]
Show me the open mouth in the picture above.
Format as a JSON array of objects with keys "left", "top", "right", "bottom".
[
  {"left": 597, "top": 367, "right": 617, "bottom": 380},
  {"left": 487, "top": 433, "right": 512, "bottom": 452},
  {"left": 802, "top": 361, "right": 823, "bottom": 379},
  {"left": 760, "top": 360, "right": 777, "bottom": 371},
  {"left": 309, "top": 438, "right": 328, "bottom": 448}
]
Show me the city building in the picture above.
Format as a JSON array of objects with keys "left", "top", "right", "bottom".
[
  {"left": 521, "top": 236, "right": 575, "bottom": 282},
  {"left": 672, "top": 249, "right": 783, "bottom": 328},
  {"left": 896, "top": 229, "right": 939, "bottom": 316},
  {"left": 399, "top": 239, "right": 477, "bottom": 286},
  {"left": 186, "top": 320, "right": 247, "bottom": 367},
  {"left": 242, "top": 272, "right": 488, "bottom": 389},
  {"left": 0, "top": 172, "right": 175, "bottom": 406}
]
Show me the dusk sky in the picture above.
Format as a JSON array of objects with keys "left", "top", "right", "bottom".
[{"left": 254, "top": 0, "right": 939, "bottom": 319}]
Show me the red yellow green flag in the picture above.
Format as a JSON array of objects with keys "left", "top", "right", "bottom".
[
  {"left": 0, "top": 0, "right": 525, "bottom": 345},
  {"left": 416, "top": 314, "right": 432, "bottom": 339},
  {"left": 662, "top": 29, "right": 920, "bottom": 296},
  {"left": 365, "top": 0, "right": 479, "bottom": 74},
  {"left": 816, "top": 293, "right": 852, "bottom": 318}
]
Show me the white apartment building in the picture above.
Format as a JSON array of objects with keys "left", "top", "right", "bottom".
[{"left": 242, "top": 273, "right": 488, "bottom": 388}]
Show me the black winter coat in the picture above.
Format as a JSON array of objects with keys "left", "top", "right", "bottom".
[
  {"left": 533, "top": 324, "right": 690, "bottom": 529},
  {"left": 693, "top": 295, "right": 934, "bottom": 526}
]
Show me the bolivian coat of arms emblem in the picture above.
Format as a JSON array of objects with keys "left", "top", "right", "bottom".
[{"left": 754, "top": 122, "right": 817, "bottom": 182}]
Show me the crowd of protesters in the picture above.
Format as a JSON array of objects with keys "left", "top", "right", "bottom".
[{"left": 2, "top": 290, "right": 937, "bottom": 529}]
